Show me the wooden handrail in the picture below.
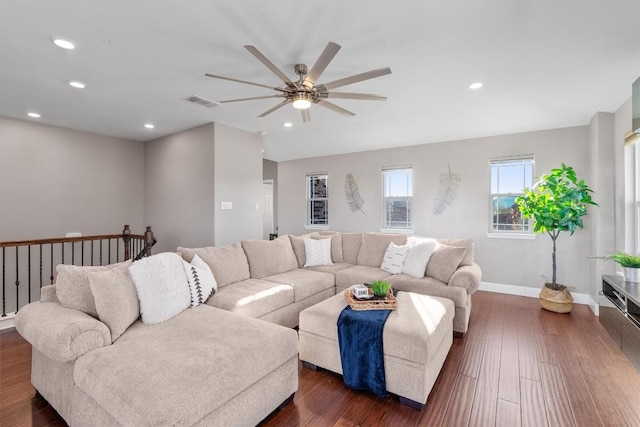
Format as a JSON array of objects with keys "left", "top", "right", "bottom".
[{"left": 0, "top": 234, "right": 146, "bottom": 248}]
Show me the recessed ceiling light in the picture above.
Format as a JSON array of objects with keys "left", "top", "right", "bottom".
[
  {"left": 53, "top": 38, "right": 75, "bottom": 50},
  {"left": 469, "top": 82, "right": 484, "bottom": 90},
  {"left": 144, "top": 123, "right": 155, "bottom": 129},
  {"left": 69, "top": 81, "right": 86, "bottom": 89},
  {"left": 27, "top": 112, "right": 41, "bottom": 118},
  {"left": 283, "top": 122, "right": 293, "bottom": 128}
]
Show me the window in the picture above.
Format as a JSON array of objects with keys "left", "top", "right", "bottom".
[
  {"left": 383, "top": 168, "right": 413, "bottom": 229},
  {"left": 307, "top": 174, "right": 328, "bottom": 226},
  {"left": 490, "top": 157, "right": 534, "bottom": 232}
]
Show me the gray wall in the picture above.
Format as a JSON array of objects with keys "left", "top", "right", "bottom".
[
  {"left": 213, "top": 123, "right": 263, "bottom": 246},
  {"left": 278, "top": 126, "right": 596, "bottom": 293},
  {"left": 144, "top": 122, "right": 263, "bottom": 252},
  {"left": 263, "top": 158, "right": 278, "bottom": 232},
  {"left": 0, "top": 116, "right": 144, "bottom": 241},
  {"left": 143, "top": 123, "right": 216, "bottom": 253}
]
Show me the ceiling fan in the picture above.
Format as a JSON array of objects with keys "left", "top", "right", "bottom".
[{"left": 205, "top": 42, "right": 391, "bottom": 123}]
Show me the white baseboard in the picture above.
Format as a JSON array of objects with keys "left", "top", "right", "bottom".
[
  {"left": 479, "top": 281, "right": 599, "bottom": 316},
  {"left": 0, "top": 312, "right": 16, "bottom": 331}
]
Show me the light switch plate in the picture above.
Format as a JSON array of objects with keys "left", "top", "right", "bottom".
[{"left": 220, "top": 201, "right": 232, "bottom": 210}]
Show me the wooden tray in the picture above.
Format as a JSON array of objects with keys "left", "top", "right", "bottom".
[{"left": 345, "top": 289, "right": 398, "bottom": 311}]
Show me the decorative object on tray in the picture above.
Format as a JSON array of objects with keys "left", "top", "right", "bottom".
[
  {"left": 433, "top": 164, "right": 462, "bottom": 215},
  {"left": 345, "top": 173, "right": 366, "bottom": 214},
  {"left": 345, "top": 284, "right": 397, "bottom": 310}
]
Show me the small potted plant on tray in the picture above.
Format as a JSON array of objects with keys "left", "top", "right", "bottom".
[
  {"left": 608, "top": 250, "right": 640, "bottom": 283},
  {"left": 370, "top": 280, "right": 391, "bottom": 299}
]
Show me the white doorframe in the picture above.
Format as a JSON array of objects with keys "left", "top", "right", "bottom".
[{"left": 262, "top": 179, "right": 274, "bottom": 240}]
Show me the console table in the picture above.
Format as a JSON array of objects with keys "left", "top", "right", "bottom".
[{"left": 602, "top": 275, "right": 640, "bottom": 328}]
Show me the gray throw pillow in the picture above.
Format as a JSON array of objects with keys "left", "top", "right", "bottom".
[{"left": 426, "top": 244, "right": 467, "bottom": 283}]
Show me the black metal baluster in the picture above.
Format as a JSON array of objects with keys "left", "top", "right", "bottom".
[
  {"left": 116, "top": 239, "right": 120, "bottom": 262},
  {"left": 50, "top": 244, "right": 54, "bottom": 284},
  {"left": 91, "top": 241, "right": 94, "bottom": 266},
  {"left": 81, "top": 241, "right": 84, "bottom": 266},
  {"left": 62, "top": 241, "right": 65, "bottom": 266},
  {"left": 100, "top": 239, "right": 103, "bottom": 265},
  {"left": 71, "top": 241, "right": 75, "bottom": 265},
  {"left": 28, "top": 245, "right": 31, "bottom": 303},
  {"left": 15, "top": 247, "right": 20, "bottom": 313},
  {"left": 2, "top": 248, "right": 5, "bottom": 317},
  {"left": 39, "top": 244, "right": 43, "bottom": 288},
  {"left": 108, "top": 239, "right": 111, "bottom": 264}
]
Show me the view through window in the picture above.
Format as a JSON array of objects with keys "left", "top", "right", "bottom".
[
  {"left": 490, "top": 157, "right": 534, "bottom": 232},
  {"left": 307, "top": 174, "right": 328, "bottom": 226},
  {"left": 383, "top": 168, "right": 413, "bottom": 229}
]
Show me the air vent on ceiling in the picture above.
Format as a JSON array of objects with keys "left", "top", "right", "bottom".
[{"left": 186, "top": 95, "right": 220, "bottom": 108}]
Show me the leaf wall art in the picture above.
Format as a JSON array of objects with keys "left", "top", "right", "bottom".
[
  {"left": 433, "top": 165, "right": 462, "bottom": 215},
  {"left": 344, "top": 173, "right": 365, "bottom": 214}
]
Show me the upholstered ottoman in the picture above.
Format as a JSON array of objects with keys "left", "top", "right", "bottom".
[{"left": 298, "top": 290, "right": 454, "bottom": 409}]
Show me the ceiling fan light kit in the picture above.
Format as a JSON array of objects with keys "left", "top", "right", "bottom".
[{"left": 205, "top": 42, "right": 391, "bottom": 123}]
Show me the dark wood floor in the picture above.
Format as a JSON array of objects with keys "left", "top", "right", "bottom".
[{"left": 3, "top": 291, "right": 640, "bottom": 426}]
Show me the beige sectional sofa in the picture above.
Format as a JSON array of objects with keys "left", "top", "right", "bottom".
[
  {"left": 181, "top": 231, "right": 481, "bottom": 334},
  {"left": 15, "top": 231, "right": 479, "bottom": 426}
]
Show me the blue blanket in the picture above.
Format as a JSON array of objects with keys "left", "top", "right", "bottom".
[{"left": 337, "top": 306, "right": 392, "bottom": 398}]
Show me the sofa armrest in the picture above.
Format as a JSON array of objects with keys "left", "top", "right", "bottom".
[
  {"left": 448, "top": 262, "right": 482, "bottom": 294},
  {"left": 15, "top": 301, "right": 111, "bottom": 363}
]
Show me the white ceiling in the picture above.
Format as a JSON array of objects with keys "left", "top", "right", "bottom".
[{"left": 1, "top": 1, "right": 638, "bottom": 161}]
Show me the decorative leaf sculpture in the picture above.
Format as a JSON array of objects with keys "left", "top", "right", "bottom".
[
  {"left": 345, "top": 173, "right": 365, "bottom": 214},
  {"left": 433, "top": 165, "right": 462, "bottom": 215}
]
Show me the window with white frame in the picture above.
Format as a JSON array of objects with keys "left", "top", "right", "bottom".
[
  {"left": 383, "top": 168, "right": 413, "bottom": 229},
  {"left": 490, "top": 157, "right": 534, "bottom": 232},
  {"left": 307, "top": 174, "right": 328, "bottom": 226}
]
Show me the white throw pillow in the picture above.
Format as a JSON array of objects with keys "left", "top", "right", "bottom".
[
  {"left": 303, "top": 238, "right": 333, "bottom": 267},
  {"left": 402, "top": 237, "right": 437, "bottom": 278},
  {"left": 129, "top": 252, "right": 191, "bottom": 325},
  {"left": 182, "top": 254, "right": 217, "bottom": 307},
  {"left": 380, "top": 242, "right": 410, "bottom": 275}
]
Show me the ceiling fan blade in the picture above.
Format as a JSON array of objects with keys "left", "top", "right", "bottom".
[
  {"left": 257, "top": 100, "right": 290, "bottom": 118},
  {"left": 220, "top": 95, "right": 283, "bottom": 104},
  {"left": 303, "top": 42, "right": 341, "bottom": 88},
  {"left": 301, "top": 109, "right": 310, "bottom": 123},
  {"left": 244, "top": 45, "right": 295, "bottom": 86},
  {"left": 205, "top": 73, "right": 282, "bottom": 91},
  {"left": 316, "top": 100, "right": 356, "bottom": 117},
  {"left": 319, "top": 67, "right": 392, "bottom": 91},
  {"left": 326, "top": 92, "right": 388, "bottom": 101}
]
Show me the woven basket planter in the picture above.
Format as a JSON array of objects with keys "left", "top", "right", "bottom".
[{"left": 539, "top": 283, "right": 573, "bottom": 313}]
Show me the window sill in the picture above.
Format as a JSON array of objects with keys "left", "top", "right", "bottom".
[
  {"left": 486, "top": 232, "right": 536, "bottom": 240},
  {"left": 379, "top": 228, "right": 414, "bottom": 235},
  {"left": 305, "top": 225, "right": 330, "bottom": 231}
]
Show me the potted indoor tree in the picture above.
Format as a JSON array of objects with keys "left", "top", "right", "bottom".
[{"left": 515, "top": 163, "right": 597, "bottom": 313}]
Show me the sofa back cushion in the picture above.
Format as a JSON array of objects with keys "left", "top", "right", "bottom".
[
  {"left": 289, "top": 233, "right": 317, "bottom": 268},
  {"left": 437, "top": 238, "right": 474, "bottom": 266},
  {"left": 357, "top": 233, "right": 408, "bottom": 267},
  {"left": 241, "top": 236, "right": 298, "bottom": 279},
  {"left": 341, "top": 233, "right": 363, "bottom": 264},
  {"left": 178, "top": 244, "right": 250, "bottom": 288}
]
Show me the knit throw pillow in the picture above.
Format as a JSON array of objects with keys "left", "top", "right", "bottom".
[{"left": 303, "top": 238, "right": 333, "bottom": 267}]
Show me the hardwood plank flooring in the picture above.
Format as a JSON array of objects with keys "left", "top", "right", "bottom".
[{"left": 2, "top": 291, "right": 640, "bottom": 427}]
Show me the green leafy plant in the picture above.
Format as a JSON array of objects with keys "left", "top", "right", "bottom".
[
  {"left": 515, "top": 163, "right": 597, "bottom": 290},
  {"left": 608, "top": 250, "right": 640, "bottom": 268},
  {"left": 370, "top": 280, "right": 391, "bottom": 297}
]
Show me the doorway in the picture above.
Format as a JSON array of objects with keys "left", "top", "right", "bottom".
[{"left": 262, "top": 179, "right": 274, "bottom": 240}]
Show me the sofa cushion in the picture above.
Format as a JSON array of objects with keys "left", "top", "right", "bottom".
[
  {"left": 289, "top": 233, "right": 317, "bottom": 267},
  {"left": 129, "top": 252, "right": 191, "bottom": 325},
  {"left": 437, "top": 238, "right": 474, "bottom": 266},
  {"left": 182, "top": 254, "right": 216, "bottom": 307},
  {"left": 55, "top": 260, "right": 132, "bottom": 318},
  {"left": 341, "top": 233, "right": 363, "bottom": 264},
  {"left": 380, "top": 242, "right": 410, "bottom": 275},
  {"left": 242, "top": 236, "right": 298, "bottom": 279},
  {"left": 73, "top": 305, "right": 298, "bottom": 427},
  {"left": 206, "top": 278, "right": 294, "bottom": 318},
  {"left": 178, "top": 244, "right": 250, "bottom": 288},
  {"left": 357, "top": 233, "right": 408, "bottom": 267},
  {"left": 426, "top": 244, "right": 467, "bottom": 283},
  {"left": 334, "top": 265, "right": 392, "bottom": 289},
  {"left": 88, "top": 268, "right": 140, "bottom": 341},
  {"left": 264, "top": 269, "right": 335, "bottom": 301},
  {"left": 403, "top": 237, "right": 437, "bottom": 278},
  {"left": 304, "top": 238, "right": 333, "bottom": 267},
  {"left": 305, "top": 262, "right": 354, "bottom": 275},
  {"left": 316, "top": 233, "right": 344, "bottom": 263},
  {"left": 385, "top": 274, "right": 468, "bottom": 308}
]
